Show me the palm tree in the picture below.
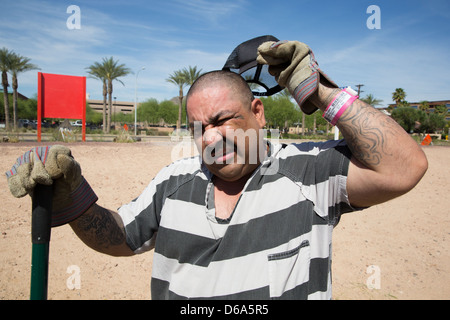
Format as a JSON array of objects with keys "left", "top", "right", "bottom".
[
  {"left": 362, "top": 94, "right": 383, "bottom": 107},
  {"left": 434, "top": 104, "right": 447, "bottom": 116},
  {"left": 182, "top": 66, "right": 203, "bottom": 125},
  {"left": 103, "top": 57, "right": 132, "bottom": 133},
  {"left": 392, "top": 88, "right": 406, "bottom": 107},
  {"left": 419, "top": 101, "right": 430, "bottom": 112},
  {"left": 0, "top": 47, "right": 13, "bottom": 131},
  {"left": 9, "top": 52, "right": 39, "bottom": 130},
  {"left": 182, "top": 66, "right": 203, "bottom": 86},
  {"left": 86, "top": 62, "right": 108, "bottom": 132},
  {"left": 398, "top": 100, "right": 410, "bottom": 108},
  {"left": 166, "top": 70, "right": 188, "bottom": 131},
  {"left": 87, "top": 57, "right": 132, "bottom": 133}
]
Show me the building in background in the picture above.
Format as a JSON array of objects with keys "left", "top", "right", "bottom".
[{"left": 387, "top": 100, "right": 450, "bottom": 121}]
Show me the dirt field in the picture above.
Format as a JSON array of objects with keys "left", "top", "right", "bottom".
[{"left": 0, "top": 140, "right": 448, "bottom": 300}]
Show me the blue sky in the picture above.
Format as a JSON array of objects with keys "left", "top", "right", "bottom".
[{"left": 1, "top": 0, "right": 449, "bottom": 108}]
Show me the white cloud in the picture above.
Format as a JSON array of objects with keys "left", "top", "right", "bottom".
[
  {"left": 103, "top": 49, "right": 229, "bottom": 102},
  {"left": 3, "top": 0, "right": 448, "bottom": 108},
  {"left": 1, "top": 1, "right": 234, "bottom": 102},
  {"left": 169, "top": 0, "right": 247, "bottom": 26}
]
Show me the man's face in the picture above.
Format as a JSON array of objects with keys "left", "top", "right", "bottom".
[{"left": 187, "top": 85, "right": 266, "bottom": 182}]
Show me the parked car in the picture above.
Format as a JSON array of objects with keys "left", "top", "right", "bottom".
[
  {"left": 28, "top": 121, "right": 37, "bottom": 129},
  {"left": 32, "top": 120, "right": 50, "bottom": 128},
  {"left": 71, "top": 120, "right": 84, "bottom": 127},
  {"left": 18, "top": 119, "right": 30, "bottom": 128}
]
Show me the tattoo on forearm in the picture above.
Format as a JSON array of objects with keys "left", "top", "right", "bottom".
[
  {"left": 75, "top": 205, "right": 125, "bottom": 249},
  {"left": 338, "top": 100, "right": 398, "bottom": 167}
]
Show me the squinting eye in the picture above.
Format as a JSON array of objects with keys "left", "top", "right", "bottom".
[
  {"left": 218, "top": 116, "right": 237, "bottom": 125},
  {"left": 217, "top": 118, "right": 229, "bottom": 125}
]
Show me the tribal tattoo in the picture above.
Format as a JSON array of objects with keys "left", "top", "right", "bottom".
[
  {"left": 74, "top": 204, "right": 126, "bottom": 250},
  {"left": 338, "top": 99, "right": 397, "bottom": 167}
]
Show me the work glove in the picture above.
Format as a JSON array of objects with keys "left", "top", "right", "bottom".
[
  {"left": 257, "top": 40, "right": 338, "bottom": 114},
  {"left": 5, "top": 145, "right": 98, "bottom": 227}
]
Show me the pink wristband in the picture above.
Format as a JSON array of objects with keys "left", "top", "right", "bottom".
[{"left": 323, "top": 88, "right": 358, "bottom": 125}]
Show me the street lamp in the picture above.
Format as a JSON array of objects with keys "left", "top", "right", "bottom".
[{"left": 135, "top": 66, "right": 145, "bottom": 136}]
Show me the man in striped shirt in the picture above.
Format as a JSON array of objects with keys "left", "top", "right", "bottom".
[
  {"left": 70, "top": 67, "right": 426, "bottom": 299},
  {"left": 7, "top": 40, "right": 428, "bottom": 299},
  {"left": 115, "top": 70, "right": 357, "bottom": 299}
]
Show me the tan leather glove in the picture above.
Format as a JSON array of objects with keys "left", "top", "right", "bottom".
[
  {"left": 257, "top": 40, "right": 338, "bottom": 114},
  {"left": 6, "top": 145, "right": 98, "bottom": 227}
]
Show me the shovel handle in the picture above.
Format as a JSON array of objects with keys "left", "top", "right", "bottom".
[{"left": 30, "top": 184, "right": 53, "bottom": 300}]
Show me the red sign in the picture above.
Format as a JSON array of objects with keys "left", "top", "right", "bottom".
[{"left": 37, "top": 72, "right": 86, "bottom": 141}]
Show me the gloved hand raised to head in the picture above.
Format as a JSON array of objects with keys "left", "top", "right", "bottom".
[
  {"left": 5, "top": 145, "right": 98, "bottom": 227},
  {"left": 257, "top": 40, "right": 338, "bottom": 114}
]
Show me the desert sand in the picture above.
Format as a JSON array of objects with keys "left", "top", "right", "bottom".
[{"left": 0, "top": 139, "right": 448, "bottom": 300}]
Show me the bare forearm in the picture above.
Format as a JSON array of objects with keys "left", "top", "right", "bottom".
[
  {"left": 335, "top": 95, "right": 407, "bottom": 169},
  {"left": 312, "top": 84, "right": 424, "bottom": 171},
  {"left": 310, "top": 84, "right": 428, "bottom": 206},
  {"left": 69, "top": 203, "right": 134, "bottom": 257}
]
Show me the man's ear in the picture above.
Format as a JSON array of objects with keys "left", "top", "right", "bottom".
[{"left": 251, "top": 98, "right": 266, "bottom": 128}]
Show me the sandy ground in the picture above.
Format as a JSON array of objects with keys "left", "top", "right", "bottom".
[{"left": 0, "top": 140, "right": 448, "bottom": 300}]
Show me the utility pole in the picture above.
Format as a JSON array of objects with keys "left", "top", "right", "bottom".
[{"left": 355, "top": 84, "right": 365, "bottom": 97}]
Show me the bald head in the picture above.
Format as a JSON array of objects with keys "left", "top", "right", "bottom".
[
  {"left": 186, "top": 70, "right": 254, "bottom": 112},
  {"left": 185, "top": 70, "right": 267, "bottom": 182}
]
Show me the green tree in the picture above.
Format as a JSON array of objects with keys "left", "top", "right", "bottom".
[
  {"left": 261, "top": 94, "right": 299, "bottom": 130},
  {"left": 9, "top": 52, "right": 39, "bottom": 130},
  {"left": 419, "top": 101, "right": 430, "bottom": 112},
  {"left": 86, "top": 62, "right": 108, "bottom": 132},
  {"left": 19, "top": 97, "right": 37, "bottom": 120},
  {"left": 86, "top": 103, "right": 103, "bottom": 125},
  {"left": 103, "top": 57, "right": 132, "bottom": 133},
  {"left": 166, "top": 70, "right": 188, "bottom": 130},
  {"left": 421, "top": 112, "right": 446, "bottom": 133},
  {"left": 182, "top": 66, "right": 203, "bottom": 87},
  {"left": 0, "top": 92, "right": 11, "bottom": 127},
  {"left": 361, "top": 94, "right": 383, "bottom": 107},
  {"left": 304, "top": 110, "right": 328, "bottom": 132},
  {"left": 434, "top": 105, "right": 448, "bottom": 117},
  {"left": 136, "top": 99, "right": 178, "bottom": 125},
  {"left": 397, "top": 100, "right": 410, "bottom": 108},
  {"left": 392, "top": 88, "right": 406, "bottom": 107},
  {"left": 87, "top": 57, "right": 132, "bottom": 133},
  {"left": 158, "top": 100, "right": 178, "bottom": 124},
  {"left": 0, "top": 47, "right": 13, "bottom": 131},
  {"left": 138, "top": 98, "right": 159, "bottom": 124},
  {"left": 181, "top": 66, "right": 203, "bottom": 125},
  {"left": 391, "top": 107, "right": 423, "bottom": 133}
]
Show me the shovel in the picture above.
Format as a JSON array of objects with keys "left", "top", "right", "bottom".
[{"left": 30, "top": 184, "right": 53, "bottom": 300}]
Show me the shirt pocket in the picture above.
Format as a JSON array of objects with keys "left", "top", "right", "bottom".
[{"left": 267, "top": 240, "right": 310, "bottom": 299}]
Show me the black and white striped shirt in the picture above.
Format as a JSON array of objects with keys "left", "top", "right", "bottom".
[{"left": 118, "top": 140, "right": 355, "bottom": 299}]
